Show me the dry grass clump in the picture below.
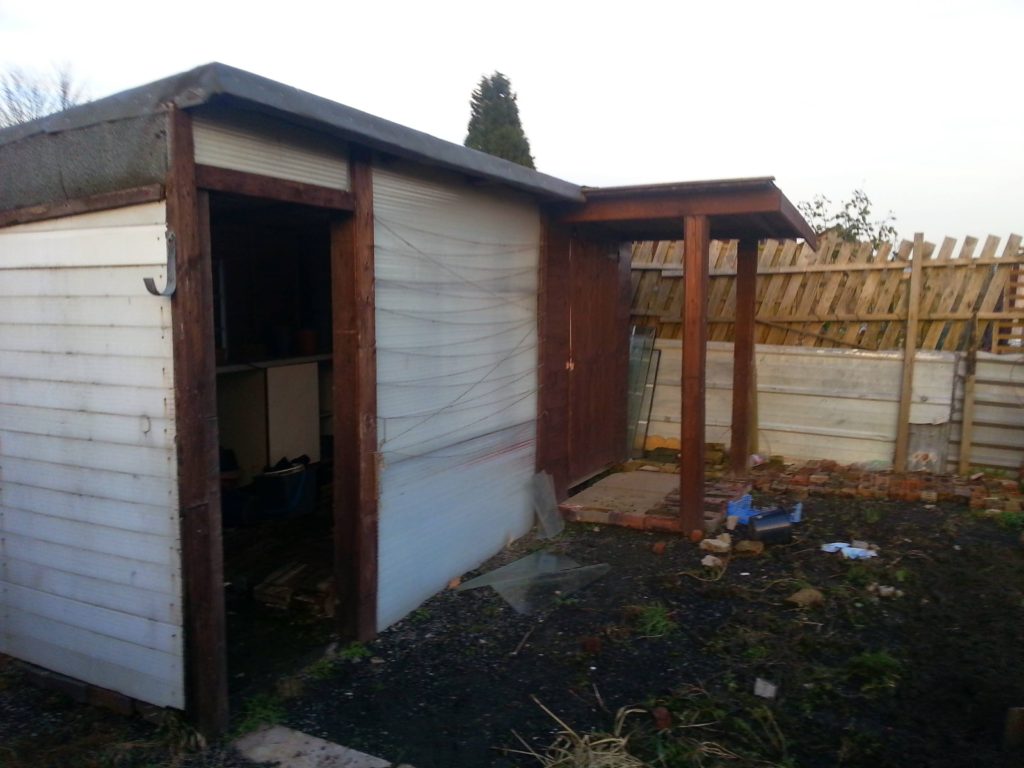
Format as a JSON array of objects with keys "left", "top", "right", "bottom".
[{"left": 509, "top": 696, "right": 647, "bottom": 767}]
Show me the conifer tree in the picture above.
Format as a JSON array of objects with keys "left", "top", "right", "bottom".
[{"left": 464, "top": 72, "right": 535, "bottom": 169}]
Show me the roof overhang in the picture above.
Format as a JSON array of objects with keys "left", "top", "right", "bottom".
[{"left": 554, "top": 177, "right": 817, "bottom": 247}]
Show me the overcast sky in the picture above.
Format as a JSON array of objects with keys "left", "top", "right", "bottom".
[{"left": 1, "top": 0, "right": 1020, "bottom": 242}]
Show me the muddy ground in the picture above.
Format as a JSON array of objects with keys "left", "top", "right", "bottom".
[{"left": 3, "top": 491, "right": 1024, "bottom": 767}]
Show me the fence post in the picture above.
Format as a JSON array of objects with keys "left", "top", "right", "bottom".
[
  {"left": 958, "top": 314, "right": 978, "bottom": 475},
  {"left": 894, "top": 233, "right": 925, "bottom": 472}
]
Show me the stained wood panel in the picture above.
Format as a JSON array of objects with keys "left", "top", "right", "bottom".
[{"left": 567, "top": 237, "right": 631, "bottom": 485}]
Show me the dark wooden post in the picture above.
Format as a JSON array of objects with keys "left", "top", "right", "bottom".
[
  {"left": 332, "top": 147, "right": 379, "bottom": 641},
  {"left": 680, "top": 215, "right": 710, "bottom": 533},
  {"left": 730, "top": 238, "right": 758, "bottom": 475},
  {"left": 167, "top": 107, "right": 228, "bottom": 736}
]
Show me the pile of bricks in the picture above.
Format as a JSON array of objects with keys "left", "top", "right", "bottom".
[{"left": 747, "top": 459, "right": 1022, "bottom": 512}]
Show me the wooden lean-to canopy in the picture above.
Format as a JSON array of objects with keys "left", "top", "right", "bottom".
[{"left": 555, "top": 178, "right": 817, "bottom": 533}]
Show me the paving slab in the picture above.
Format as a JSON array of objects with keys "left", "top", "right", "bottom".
[
  {"left": 234, "top": 725, "right": 408, "bottom": 768},
  {"left": 564, "top": 471, "right": 678, "bottom": 515}
]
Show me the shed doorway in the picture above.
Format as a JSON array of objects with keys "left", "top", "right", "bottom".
[{"left": 206, "top": 192, "right": 342, "bottom": 698}]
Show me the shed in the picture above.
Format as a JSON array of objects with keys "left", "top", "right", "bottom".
[{"left": 0, "top": 63, "right": 814, "bottom": 732}]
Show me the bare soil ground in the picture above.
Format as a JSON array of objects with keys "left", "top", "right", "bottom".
[{"left": 2, "top": 492, "right": 1023, "bottom": 767}]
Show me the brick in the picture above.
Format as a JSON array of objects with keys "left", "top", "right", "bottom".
[
  {"left": 645, "top": 515, "right": 683, "bottom": 533},
  {"left": 609, "top": 511, "right": 646, "bottom": 530},
  {"left": 573, "top": 508, "right": 611, "bottom": 525}
]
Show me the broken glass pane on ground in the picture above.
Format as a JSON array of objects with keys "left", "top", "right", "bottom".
[{"left": 456, "top": 550, "right": 610, "bottom": 614}]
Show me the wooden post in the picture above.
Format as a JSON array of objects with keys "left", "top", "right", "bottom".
[
  {"left": 332, "top": 147, "right": 379, "bottom": 641},
  {"left": 167, "top": 108, "right": 228, "bottom": 736},
  {"left": 731, "top": 238, "right": 758, "bottom": 475},
  {"left": 681, "top": 215, "right": 710, "bottom": 533},
  {"left": 894, "top": 233, "right": 925, "bottom": 472},
  {"left": 958, "top": 313, "right": 979, "bottom": 475}
]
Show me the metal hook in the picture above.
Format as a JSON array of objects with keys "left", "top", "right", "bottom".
[{"left": 144, "top": 230, "right": 177, "bottom": 296}]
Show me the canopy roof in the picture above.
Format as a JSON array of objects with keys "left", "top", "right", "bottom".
[{"left": 561, "top": 178, "right": 818, "bottom": 247}]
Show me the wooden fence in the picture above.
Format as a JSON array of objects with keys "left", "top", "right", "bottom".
[{"left": 631, "top": 233, "right": 1024, "bottom": 352}]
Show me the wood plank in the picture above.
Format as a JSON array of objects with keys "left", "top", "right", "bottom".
[
  {"left": 0, "top": 185, "right": 164, "bottom": 229},
  {"left": 0, "top": 221, "right": 169, "bottom": 270},
  {"left": 680, "top": 215, "right": 709, "bottom": 532},
  {"left": 1, "top": 481, "right": 175, "bottom": 536},
  {"left": 0, "top": 349, "right": 173, "bottom": 388},
  {"left": 4, "top": 615, "right": 182, "bottom": 709},
  {"left": 921, "top": 237, "right": 960, "bottom": 350},
  {"left": 893, "top": 234, "right": 925, "bottom": 471},
  {"left": 332, "top": 146, "right": 379, "bottom": 642},
  {"left": 1, "top": 455, "right": 175, "bottom": 506},
  {"left": 731, "top": 238, "right": 757, "bottom": 473},
  {"left": 3, "top": 556, "right": 179, "bottom": 625},
  {"left": 0, "top": 403, "right": 173, "bottom": 450},
  {"left": 0, "top": 431, "right": 174, "bottom": 479},
  {"left": 2, "top": 531, "right": 177, "bottom": 595},
  {"left": 194, "top": 164, "right": 354, "bottom": 211},
  {"left": 0, "top": 324, "right": 172, "bottom": 358},
  {"left": 0, "top": 379, "right": 171, "bottom": 417},
  {"left": 167, "top": 108, "right": 228, "bottom": 735},
  {"left": 558, "top": 187, "right": 782, "bottom": 224}
]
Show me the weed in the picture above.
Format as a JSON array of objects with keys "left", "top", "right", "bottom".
[
  {"left": 304, "top": 656, "right": 337, "bottom": 680},
  {"left": 337, "top": 642, "right": 372, "bottom": 661},
  {"left": 409, "top": 608, "right": 431, "bottom": 622},
  {"left": 635, "top": 685, "right": 791, "bottom": 766},
  {"left": 633, "top": 602, "right": 677, "bottom": 638},
  {"left": 863, "top": 505, "right": 883, "bottom": 524},
  {"left": 996, "top": 510, "right": 1024, "bottom": 531},
  {"left": 743, "top": 644, "right": 771, "bottom": 663},
  {"left": 233, "top": 693, "right": 286, "bottom": 736},
  {"left": 846, "top": 650, "right": 902, "bottom": 695},
  {"left": 844, "top": 562, "right": 875, "bottom": 588}
]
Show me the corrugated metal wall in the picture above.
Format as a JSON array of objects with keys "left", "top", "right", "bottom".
[
  {"left": 0, "top": 203, "right": 184, "bottom": 708},
  {"left": 192, "top": 109, "right": 349, "bottom": 190},
  {"left": 373, "top": 163, "right": 540, "bottom": 629},
  {"left": 650, "top": 340, "right": 956, "bottom": 466}
]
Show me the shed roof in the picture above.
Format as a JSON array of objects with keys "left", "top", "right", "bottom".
[
  {"left": 0, "top": 62, "right": 584, "bottom": 204},
  {"left": 0, "top": 63, "right": 815, "bottom": 246}
]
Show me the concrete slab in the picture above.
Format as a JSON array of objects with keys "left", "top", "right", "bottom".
[
  {"left": 564, "top": 471, "right": 677, "bottom": 516},
  {"left": 234, "top": 725, "right": 406, "bottom": 768}
]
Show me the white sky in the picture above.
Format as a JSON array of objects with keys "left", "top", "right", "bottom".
[{"left": 1, "top": 0, "right": 1021, "bottom": 241}]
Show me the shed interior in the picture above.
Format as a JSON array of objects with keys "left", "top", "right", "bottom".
[{"left": 209, "top": 193, "right": 340, "bottom": 693}]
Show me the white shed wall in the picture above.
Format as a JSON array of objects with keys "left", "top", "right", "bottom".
[
  {"left": 0, "top": 203, "right": 183, "bottom": 708},
  {"left": 192, "top": 111, "right": 349, "bottom": 191},
  {"left": 373, "top": 163, "right": 540, "bottom": 629}
]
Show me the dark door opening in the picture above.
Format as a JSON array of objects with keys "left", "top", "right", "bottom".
[{"left": 206, "top": 192, "right": 342, "bottom": 701}]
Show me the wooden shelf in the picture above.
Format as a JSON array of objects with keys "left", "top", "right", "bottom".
[{"left": 216, "top": 353, "right": 331, "bottom": 375}]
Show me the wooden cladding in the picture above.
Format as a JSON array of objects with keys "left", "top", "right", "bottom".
[{"left": 632, "top": 233, "right": 1024, "bottom": 352}]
